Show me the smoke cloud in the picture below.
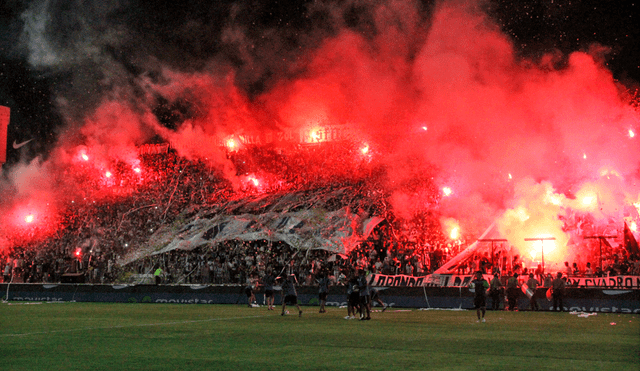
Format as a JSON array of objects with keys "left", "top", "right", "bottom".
[{"left": 1, "top": 0, "right": 639, "bottom": 267}]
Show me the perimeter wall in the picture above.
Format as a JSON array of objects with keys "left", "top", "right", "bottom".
[{"left": 2, "top": 283, "right": 639, "bottom": 313}]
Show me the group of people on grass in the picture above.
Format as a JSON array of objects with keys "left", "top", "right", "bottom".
[
  {"left": 245, "top": 265, "right": 572, "bottom": 323},
  {"left": 471, "top": 270, "right": 568, "bottom": 322},
  {"left": 243, "top": 267, "right": 387, "bottom": 320}
]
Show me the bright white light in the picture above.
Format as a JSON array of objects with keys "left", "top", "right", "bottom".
[
  {"left": 442, "top": 187, "right": 453, "bottom": 197},
  {"left": 449, "top": 227, "right": 459, "bottom": 240},
  {"left": 582, "top": 195, "right": 596, "bottom": 206},
  {"left": 226, "top": 138, "right": 237, "bottom": 150},
  {"left": 515, "top": 206, "right": 530, "bottom": 222},
  {"left": 247, "top": 176, "right": 260, "bottom": 187},
  {"left": 529, "top": 235, "right": 557, "bottom": 259}
]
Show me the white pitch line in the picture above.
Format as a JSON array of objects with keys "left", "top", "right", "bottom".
[{"left": 0, "top": 314, "right": 269, "bottom": 338}]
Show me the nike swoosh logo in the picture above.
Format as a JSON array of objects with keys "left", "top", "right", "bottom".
[{"left": 12, "top": 139, "right": 34, "bottom": 149}]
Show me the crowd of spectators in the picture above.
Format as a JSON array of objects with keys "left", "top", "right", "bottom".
[
  {"left": 452, "top": 246, "right": 640, "bottom": 280},
  {"left": 0, "top": 144, "right": 447, "bottom": 285},
  {"left": 1, "top": 144, "right": 638, "bottom": 286},
  {"left": 4, "top": 230, "right": 637, "bottom": 286},
  {"left": 0, "top": 226, "right": 453, "bottom": 285}
]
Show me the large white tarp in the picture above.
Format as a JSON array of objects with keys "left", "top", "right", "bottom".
[{"left": 145, "top": 207, "right": 383, "bottom": 257}]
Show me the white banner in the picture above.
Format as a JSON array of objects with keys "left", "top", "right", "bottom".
[
  {"left": 368, "top": 273, "right": 640, "bottom": 288},
  {"left": 566, "top": 276, "right": 640, "bottom": 289},
  {"left": 120, "top": 207, "right": 375, "bottom": 265}
]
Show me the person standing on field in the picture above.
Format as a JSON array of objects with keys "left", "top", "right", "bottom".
[
  {"left": 317, "top": 270, "right": 330, "bottom": 313},
  {"left": 263, "top": 268, "right": 276, "bottom": 310},
  {"left": 506, "top": 272, "right": 520, "bottom": 311},
  {"left": 245, "top": 274, "right": 257, "bottom": 307},
  {"left": 357, "top": 269, "right": 371, "bottom": 320},
  {"left": 551, "top": 272, "right": 566, "bottom": 312},
  {"left": 281, "top": 274, "right": 303, "bottom": 317},
  {"left": 345, "top": 274, "right": 359, "bottom": 320},
  {"left": 489, "top": 272, "right": 503, "bottom": 310},
  {"left": 471, "top": 271, "right": 489, "bottom": 322},
  {"left": 525, "top": 273, "right": 540, "bottom": 311}
]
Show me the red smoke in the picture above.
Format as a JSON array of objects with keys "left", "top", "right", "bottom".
[{"left": 1, "top": 1, "right": 639, "bottom": 270}]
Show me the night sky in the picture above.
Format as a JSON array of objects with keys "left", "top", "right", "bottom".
[{"left": 0, "top": 0, "right": 638, "bottom": 167}]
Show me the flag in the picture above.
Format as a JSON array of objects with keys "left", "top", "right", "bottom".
[
  {"left": 0, "top": 106, "right": 9, "bottom": 163},
  {"left": 599, "top": 236, "right": 612, "bottom": 249},
  {"left": 623, "top": 222, "right": 639, "bottom": 255}
]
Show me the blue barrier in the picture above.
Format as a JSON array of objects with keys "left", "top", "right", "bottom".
[{"left": 2, "top": 284, "right": 639, "bottom": 313}]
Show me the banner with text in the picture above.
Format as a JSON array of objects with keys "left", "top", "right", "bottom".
[
  {"left": 368, "top": 274, "right": 428, "bottom": 287},
  {"left": 566, "top": 276, "right": 640, "bottom": 289},
  {"left": 368, "top": 274, "right": 640, "bottom": 289}
]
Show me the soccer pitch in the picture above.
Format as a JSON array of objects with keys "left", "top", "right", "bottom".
[{"left": 1, "top": 303, "right": 638, "bottom": 371}]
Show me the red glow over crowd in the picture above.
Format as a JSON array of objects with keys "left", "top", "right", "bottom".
[
  {"left": 1, "top": 0, "right": 640, "bottom": 286},
  {"left": 1, "top": 138, "right": 638, "bottom": 286}
]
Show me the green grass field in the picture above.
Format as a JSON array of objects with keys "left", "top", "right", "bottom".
[{"left": 1, "top": 302, "right": 638, "bottom": 371}]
